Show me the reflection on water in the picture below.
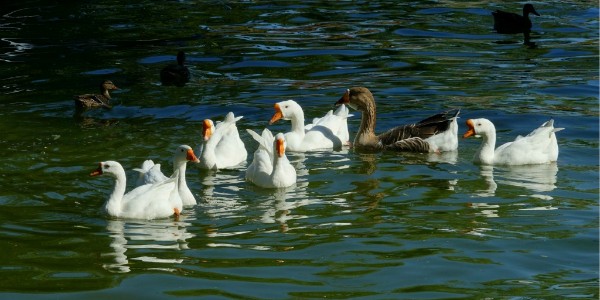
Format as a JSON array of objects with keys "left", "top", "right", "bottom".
[
  {"left": 103, "top": 219, "right": 194, "bottom": 273},
  {"left": 470, "top": 163, "right": 560, "bottom": 218},
  {"left": 496, "top": 163, "right": 558, "bottom": 193},
  {"left": 476, "top": 163, "right": 559, "bottom": 198},
  {"left": 477, "top": 165, "right": 498, "bottom": 197},
  {"left": 0, "top": 0, "right": 596, "bottom": 297},
  {"left": 427, "top": 150, "right": 458, "bottom": 165}
]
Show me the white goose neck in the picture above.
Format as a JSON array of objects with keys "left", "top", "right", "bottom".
[
  {"left": 289, "top": 112, "right": 305, "bottom": 137},
  {"left": 475, "top": 131, "right": 496, "bottom": 165},
  {"left": 105, "top": 171, "right": 126, "bottom": 216}
]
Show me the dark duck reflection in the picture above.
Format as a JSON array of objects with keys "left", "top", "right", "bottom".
[
  {"left": 492, "top": 4, "right": 540, "bottom": 45},
  {"left": 160, "top": 51, "right": 190, "bottom": 86},
  {"left": 74, "top": 80, "right": 118, "bottom": 111}
]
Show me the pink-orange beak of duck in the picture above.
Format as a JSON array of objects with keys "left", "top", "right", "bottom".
[
  {"left": 269, "top": 103, "right": 283, "bottom": 125},
  {"left": 463, "top": 119, "right": 476, "bottom": 139},
  {"left": 335, "top": 89, "right": 350, "bottom": 106},
  {"left": 187, "top": 148, "right": 200, "bottom": 163},
  {"left": 90, "top": 163, "right": 103, "bottom": 176},
  {"left": 202, "top": 119, "right": 212, "bottom": 141},
  {"left": 276, "top": 137, "right": 285, "bottom": 157}
]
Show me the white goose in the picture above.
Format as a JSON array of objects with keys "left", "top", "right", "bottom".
[
  {"left": 131, "top": 145, "right": 199, "bottom": 206},
  {"left": 245, "top": 128, "right": 296, "bottom": 188},
  {"left": 269, "top": 99, "right": 347, "bottom": 152},
  {"left": 198, "top": 112, "right": 247, "bottom": 170},
  {"left": 133, "top": 160, "right": 168, "bottom": 186},
  {"left": 304, "top": 103, "right": 352, "bottom": 146},
  {"left": 463, "top": 118, "right": 563, "bottom": 165},
  {"left": 90, "top": 145, "right": 199, "bottom": 219}
]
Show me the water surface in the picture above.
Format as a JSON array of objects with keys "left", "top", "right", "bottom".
[{"left": 0, "top": 1, "right": 598, "bottom": 299}]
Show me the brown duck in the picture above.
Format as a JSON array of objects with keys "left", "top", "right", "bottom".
[
  {"left": 335, "top": 87, "right": 460, "bottom": 153},
  {"left": 74, "top": 80, "right": 118, "bottom": 110}
]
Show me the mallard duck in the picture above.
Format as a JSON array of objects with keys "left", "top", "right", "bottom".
[
  {"left": 492, "top": 4, "right": 540, "bottom": 43},
  {"left": 335, "top": 87, "right": 460, "bottom": 153},
  {"left": 160, "top": 51, "right": 190, "bottom": 86},
  {"left": 463, "top": 118, "right": 563, "bottom": 165},
  {"left": 74, "top": 80, "right": 118, "bottom": 110}
]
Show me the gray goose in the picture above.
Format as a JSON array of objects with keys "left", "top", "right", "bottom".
[{"left": 335, "top": 87, "right": 460, "bottom": 153}]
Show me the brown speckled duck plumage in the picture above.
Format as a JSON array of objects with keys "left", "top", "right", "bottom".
[{"left": 74, "top": 80, "right": 118, "bottom": 110}]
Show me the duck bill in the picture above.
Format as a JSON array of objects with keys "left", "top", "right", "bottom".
[
  {"left": 276, "top": 138, "right": 285, "bottom": 157},
  {"left": 90, "top": 163, "right": 103, "bottom": 176},
  {"left": 202, "top": 119, "right": 212, "bottom": 141},
  {"left": 269, "top": 104, "right": 283, "bottom": 125},
  {"left": 531, "top": 8, "right": 540, "bottom": 16},
  {"left": 335, "top": 89, "right": 350, "bottom": 106},
  {"left": 463, "top": 119, "right": 476, "bottom": 138},
  {"left": 186, "top": 149, "right": 200, "bottom": 163}
]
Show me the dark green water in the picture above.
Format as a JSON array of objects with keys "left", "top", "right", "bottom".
[{"left": 0, "top": 1, "right": 598, "bottom": 299}]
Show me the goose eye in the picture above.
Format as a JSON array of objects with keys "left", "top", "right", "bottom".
[
  {"left": 181, "top": 149, "right": 184, "bottom": 152},
  {"left": 104, "top": 165, "right": 110, "bottom": 169}
]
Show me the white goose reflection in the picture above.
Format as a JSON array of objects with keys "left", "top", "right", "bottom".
[
  {"left": 427, "top": 150, "right": 458, "bottom": 165},
  {"left": 103, "top": 218, "right": 194, "bottom": 273},
  {"left": 476, "top": 163, "right": 559, "bottom": 197},
  {"left": 495, "top": 163, "right": 558, "bottom": 194},
  {"left": 470, "top": 163, "right": 560, "bottom": 219},
  {"left": 200, "top": 169, "right": 248, "bottom": 219}
]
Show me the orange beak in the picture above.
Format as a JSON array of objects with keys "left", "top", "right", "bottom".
[
  {"left": 463, "top": 119, "right": 476, "bottom": 138},
  {"left": 90, "top": 163, "right": 103, "bottom": 176},
  {"left": 269, "top": 103, "right": 283, "bottom": 125},
  {"left": 186, "top": 148, "right": 200, "bottom": 163},
  {"left": 335, "top": 89, "right": 350, "bottom": 106},
  {"left": 276, "top": 137, "right": 285, "bottom": 157},
  {"left": 202, "top": 119, "right": 212, "bottom": 141}
]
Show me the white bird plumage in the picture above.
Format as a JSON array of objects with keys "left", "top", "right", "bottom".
[
  {"left": 133, "top": 160, "right": 168, "bottom": 186},
  {"left": 198, "top": 112, "right": 248, "bottom": 170},
  {"left": 463, "top": 118, "right": 563, "bottom": 165},
  {"left": 245, "top": 128, "right": 296, "bottom": 188},
  {"left": 90, "top": 145, "right": 199, "bottom": 219},
  {"left": 130, "top": 145, "right": 199, "bottom": 206},
  {"left": 269, "top": 99, "right": 350, "bottom": 152}
]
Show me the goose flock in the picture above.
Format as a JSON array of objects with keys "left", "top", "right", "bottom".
[{"left": 83, "top": 4, "right": 560, "bottom": 220}]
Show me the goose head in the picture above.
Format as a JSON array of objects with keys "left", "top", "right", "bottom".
[
  {"left": 463, "top": 118, "right": 495, "bottom": 139},
  {"left": 90, "top": 161, "right": 125, "bottom": 178},
  {"left": 335, "top": 87, "right": 374, "bottom": 112},
  {"left": 174, "top": 145, "right": 200, "bottom": 164},
  {"left": 274, "top": 133, "right": 286, "bottom": 158},
  {"left": 269, "top": 100, "right": 303, "bottom": 125},
  {"left": 202, "top": 119, "right": 215, "bottom": 141}
]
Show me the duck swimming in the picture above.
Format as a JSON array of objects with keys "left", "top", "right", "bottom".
[
  {"left": 74, "top": 80, "right": 118, "bottom": 111},
  {"left": 90, "top": 145, "right": 199, "bottom": 219},
  {"left": 463, "top": 118, "right": 562, "bottom": 165},
  {"left": 492, "top": 4, "right": 540, "bottom": 43},
  {"left": 160, "top": 51, "right": 190, "bottom": 86},
  {"left": 335, "top": 87, "right": 459, "bottom": 153}
]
